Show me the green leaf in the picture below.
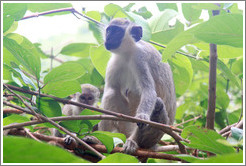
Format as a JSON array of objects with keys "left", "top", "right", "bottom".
[
  {"left": 194, "top": 14, "right": 243, "bottom": 48},
  {"left": 104, "top": 3, "right": 127, "bottom": 18},
  {"left": 175, "top": 154, "right": 203, "bottom": 162},
  {"left": 123, "top": 3, "right": 135, "bottom": 11},
  {"left": 38, "top": 98, "right": 62, "bottom": 117},
  {"left": 90, "top": 68, "right": 105, "bottom": 87},
  {"left": 60, "top": 120, "right": 82, "bottom": 134},
  {"left": 3, "top": 114, "right": 31, "bottom": 129},
  {"left": 3, "top": 3, "right": 27, "bottom": 32},
  {"left": 78, "top": 109, "right": 102, "bottom": 131},
  {"left": 3, "top": 14, "right": 15, "bottom": 33},
  {"left": 27, "top": 3, "right": 72, "bottom": 16},
  {"left": 151, "top": 20, "right": 184, "bottom": 45},
  {"left": 231, "top": 127, "right": 243, "bottom": 141},
  {"left": 168, "top": 55, "right": 193, "bottom": 96},
  {"left": 162, "top": 26, "right": 199, "bottom": 60},
  {"left": 126, "top": 12, "right": 151, "bottom": 41},
  {"left": 230, "top": 3, "right": 243, "bottom": 14},
  {"left": 93, "top": 131, "right": 126, "bottom": 143},
  {"left": 3, "top": 36, "right": 41, "bottom": 80},
  {"left": 195, "top": 42, "right": 243, "bottom": 59},
  {"left": 60, "top": 43, "right": 95, "bottom": 57},
  {"left": 3, "top": 21, "right": 18, "bottom": 36},
  {"left": 228, "top": 109, "right": 241, "bottom": 124},
  {"left": 182, "top": 3, "right": 202, "bottom": 24},
  {"left": 181, "top": 126, "right": 235, "bottom": 155},
  {"left": 86, "top": 11, "right": 101, "bottom": 22},
  {"left": 216, "top": 88, "right": 229, "bottom": 110},
  {"left": 194, "top": 151, "right": 243, "bottom": 163},
  {"left": 44, "top": 61, "right": 86, "bottom": 84},
  {"left": 191, "top": 3, "right": 221, "bottom": 10},
  {"left": 99, "top": 153, "right": 139, "bottom": 163},
  {"left": 90, "top": 45, "right": 111, "bottom": 78},
  {"left": 42, "top": 80, "right": 81, "bottom": 98},
  {"left": 163, "top": 14, "right": 243, "bottom": 59},
  {"left": 217, "top": 59, "right": 240, "bottom": 89},
  {"left": 149, "top": 9, "right": 178, "bottom": 33},
  {"left": 90, "top": 132, "right": 114, "bottom": 153},
  {"left": 133, "top": 7, "right": 152, "bottom": 19},
  {"left": 3, "top": 64, "right": 37, "bottom": 90},
  {"left": 190, "top": 58, "right": 209, "bottom": 72},
  {"left": 156, "top": 3, "right": 178, "bottom": 11},
  {"left": 88, "top": 22, "right": 103, "bottom": 44},
  {"left": 3, "top": 136, "right": 88, "bottom": 163},
  {"left": 231, "top": 57, "right": 243, "bottom": 75}
]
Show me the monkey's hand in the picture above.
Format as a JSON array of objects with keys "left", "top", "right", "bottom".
[
  {"left": 135, "top": 113, "right": 150, "bottom": 129},
  {"left": 82, "top": 135, "right": 101, "bottom": 144},
  {"left": 64, "top": 134, "right": 76, "bottom": 145},
  {"left": 123, "top": 139, "right": 138, "bottom": 154}
]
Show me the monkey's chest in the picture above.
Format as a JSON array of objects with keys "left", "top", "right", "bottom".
[{"left": 118, "top": 68, "right": 140, "bottom": 102}]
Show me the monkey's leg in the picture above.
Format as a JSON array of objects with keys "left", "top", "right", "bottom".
[{"left": 123, "top": 97, "right": 169, "bottom": 154}]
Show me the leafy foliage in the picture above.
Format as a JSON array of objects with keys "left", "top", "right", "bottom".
[
  {"left": 3, "top": 136, "right": 88, "bottom": 163},
  {"left": 98, "top": 153, "right": 139, "bottom": 163},
  {"left": 2, "top": 2, "right": 243, "bottom": 164},
  {"left": 181, "top": 126, "right": 235, "bottom": 155}
]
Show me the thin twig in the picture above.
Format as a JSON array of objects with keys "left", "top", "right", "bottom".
[
  {"left": 221, "top": 120, "right": 243, "bottom": 137},
  {"left": 20, "top": 7, "right": 202, "bottom": 61},
  {"left": 219, "top": 122, "right": 237, "bottom": 135},
  {"left": 3, "top": 93, "right": 36, "bottom": 105},
  {"left": 3, "top": 108, "right": 24, "bottom": 114},
  {"left": 3, "top": 84, "right": 105, "bottom": 159},
  {"left": 3, "top": 101, "right": 35, "bottom": 115},
  {"left": 22, "top": 69, "right": 44, "bottom": 85},
  {"left": 24, "top": 128, "right": 41, "bottom": 142},
  {"left": 3, "top": 84, "right": 41, "bottom": 120},
  {"left": 174, "top": 115, "right": 202, "bottom": 127}
]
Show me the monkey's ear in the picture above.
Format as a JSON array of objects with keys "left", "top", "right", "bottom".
[{"left": 131, "top": 26, "right": 142, "bottom": 42}]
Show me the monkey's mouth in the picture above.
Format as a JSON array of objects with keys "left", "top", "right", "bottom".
[{"left": 105, "top": 41, "right": 120, "bottom": 50}]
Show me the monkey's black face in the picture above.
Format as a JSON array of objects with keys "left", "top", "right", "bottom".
[
  {"left": 79, "top": 94, "right": 95, "bottom": 105},
  {"left": 105, "top": 25, "right": 125, "bottom": 50}
]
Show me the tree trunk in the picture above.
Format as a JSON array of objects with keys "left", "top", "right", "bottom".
[{"left": 206, "top": 8, "right": 220, "bottom": 130}]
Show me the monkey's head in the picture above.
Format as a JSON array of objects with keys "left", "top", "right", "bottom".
[
  {"left": 104, "top": 18, "right": 142, "bottom": 53},
  {"left": 78, "top": 84, "right": 100, "bottom": 106}
]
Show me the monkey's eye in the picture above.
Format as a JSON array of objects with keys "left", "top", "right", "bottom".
[
  {"left": 88, "top": 97, "right": 93, "bottom": 100},
  {"left": 106, "top": 26, "right": 123, "bottom": 34},
  {"left": 80, "top": 96, "right": 86, "bottom": 100}
]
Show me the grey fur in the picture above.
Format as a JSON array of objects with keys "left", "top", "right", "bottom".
[{"left": 98, "top": 18, "right": 176, "bottom": 154}]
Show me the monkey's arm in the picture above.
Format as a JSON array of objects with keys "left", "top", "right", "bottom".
[
  {"left": 135, "top": 58, "right": 157, "bottom": 122},
  {"left": 62, "top": 104, "right": 73, "bottom": 116}
]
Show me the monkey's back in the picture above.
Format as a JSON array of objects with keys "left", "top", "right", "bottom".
[{"left": 137, "top": 41, "right": 176, "bottom": 125}]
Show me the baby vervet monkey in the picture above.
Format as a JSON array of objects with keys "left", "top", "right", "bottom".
[
  {"left": 98, "top": 18, "right": 176, "bottom": 154},
  {"left": 52, "top": 84, "right": 100, "bottom": 138},
  {"left": 62, "top": 84, "right": 100, "bottom": 116}
]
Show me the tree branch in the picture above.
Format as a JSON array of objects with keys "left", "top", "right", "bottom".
[
  {"left": 221, "top": 120, "right": 243, "bottom": 137},
  {"left": 7, "top": 128, "right": 184, "bottom": 161},
  {"left": 3, "top": 84, "right": 105, "bottom": 159},
  {"left": 3, "top": 108, "right": 24, "bottom": 114},
  {"left": 174, "top": 115, "right": 202, "bottom": 127},
  {"left": 3, "top": 84, "right": 187, "bottom": 154}
]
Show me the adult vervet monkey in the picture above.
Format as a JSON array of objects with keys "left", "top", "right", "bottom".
[{"left": 98, "top": 18, "right": 176, "bottom": 154}]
